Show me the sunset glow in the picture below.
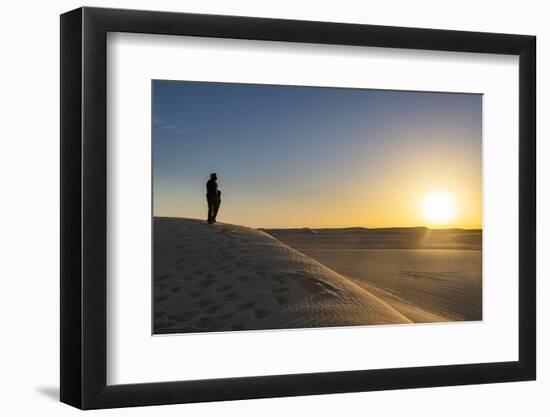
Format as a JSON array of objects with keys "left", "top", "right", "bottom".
[
  {"left": 421, "top": 192, "right": 458, "bottom": 225},
  {"left": 153, "top": 81, "right": 482, "bottom": 229}
]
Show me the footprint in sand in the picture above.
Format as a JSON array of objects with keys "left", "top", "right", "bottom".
[{"left": 269, "top": 273, "right": 288, "bottom": 285}]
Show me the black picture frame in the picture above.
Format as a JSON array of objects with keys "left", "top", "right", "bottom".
[{"left": 60, "top": 6, "right": 536, "bottom": 410}]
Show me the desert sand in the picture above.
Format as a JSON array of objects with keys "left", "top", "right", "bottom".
[
  {"left": 154, "top": 218, "right": 482, "bottom": 334},
  {"left": 266, "top": 227, "right": 482, "bottom": 323},
  {"left": 153, "top": 217, "right": 411, "bottom": 334}
]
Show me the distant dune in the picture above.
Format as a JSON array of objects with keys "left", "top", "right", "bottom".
[
  {"left": 263, "top": 226, "right": 482, "bottom": 251},
  {"left": 153, "top": 217, "right": 411, "bottom": 334}
]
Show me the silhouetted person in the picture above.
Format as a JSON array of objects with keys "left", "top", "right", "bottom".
[{"left": 206, "top": 173, "right": 221, "bottom": 224}]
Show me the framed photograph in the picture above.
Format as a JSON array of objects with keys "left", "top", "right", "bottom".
[{"left": 60, "top": 7, "right": 536, "bottom": 409}]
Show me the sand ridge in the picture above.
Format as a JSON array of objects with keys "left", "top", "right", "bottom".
[
  {"left": 153, "top": 217, "right": 411, "bottom": 334},
  {"left": 272, "top": 246, "right": 482, "bottom": 323}
]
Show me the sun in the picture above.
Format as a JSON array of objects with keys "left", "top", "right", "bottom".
[{"left": 421, "top": 192, "right": 457, "bottom": 224}]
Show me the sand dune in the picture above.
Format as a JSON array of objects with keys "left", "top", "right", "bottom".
[
  {"left": 153, "top": 217, "right": 411, "bottom": 334},
  {"left": 266, "top": 228, "right": 482, "bottom": 323}
]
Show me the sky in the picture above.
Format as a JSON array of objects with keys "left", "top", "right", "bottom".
[{"left": 153, "top": 80, "right": 482, "bottom": 229}]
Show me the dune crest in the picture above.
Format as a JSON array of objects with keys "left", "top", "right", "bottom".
[{"left": 154, "top": 217, "right": 411, "bottom": 334}]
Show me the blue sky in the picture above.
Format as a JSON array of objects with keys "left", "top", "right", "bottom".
[{"left": 153, "top": 80, "right": 482, "bottom": 228}]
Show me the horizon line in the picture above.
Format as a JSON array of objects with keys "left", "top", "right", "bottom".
[{"left": 153, "top": 216, "right": 482, "bottom": 232}]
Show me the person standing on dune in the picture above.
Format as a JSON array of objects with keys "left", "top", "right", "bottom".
[{"left": 206, "top": 173, "right": 221, "bottom": 224}]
